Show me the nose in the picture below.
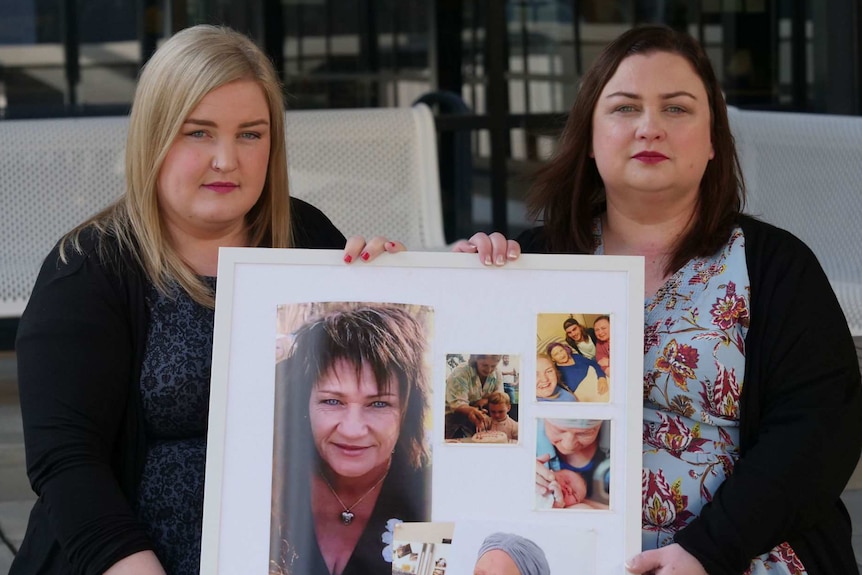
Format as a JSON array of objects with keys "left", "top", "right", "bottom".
[
  {"left": 636, "top": 109, "right": 666, "bottom": 141},
  {"left": 338, "top": 405, "right": 368, "bottom": 438},
  {"left": 211, "top": 140, "right": 239, "bottom": 172},
  {"left": 559, "top": 430, "right": 580, "bottom": 451}
]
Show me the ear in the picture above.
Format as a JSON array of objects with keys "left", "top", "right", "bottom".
[{"left": 709, "top": 141, "right": 715, "bottom": 160}]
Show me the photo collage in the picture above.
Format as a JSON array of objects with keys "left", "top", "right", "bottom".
[{"left": 268, "top": 302, "right": 614, "bottom": 574}]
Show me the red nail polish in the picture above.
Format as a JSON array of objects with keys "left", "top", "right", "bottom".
[
  {"left": 361, "top": 252, "right": 370, "bottom": 261},
  {"left": 343, "top": 254, "right": 352, "bottom": 263},
  {"left": 388, "top": 241, "right": 396, "bottom": 248}
]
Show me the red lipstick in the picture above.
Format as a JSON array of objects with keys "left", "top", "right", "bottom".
[{"left": 633, "top": 151, "right": 669, "bottom": 164}]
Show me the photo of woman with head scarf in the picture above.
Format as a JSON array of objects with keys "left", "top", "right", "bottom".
[{"left": 473, "top": 532, "right": 551, "bottom": 575}]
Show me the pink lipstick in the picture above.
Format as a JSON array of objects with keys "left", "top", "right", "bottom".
[{"left": 204, "top": 181, "right": 238, "bottom": 193}]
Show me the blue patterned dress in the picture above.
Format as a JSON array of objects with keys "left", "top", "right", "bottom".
[
  {"left": 136, "top": 278, "right": 215, "bottom": 573},
  {"left": 597, "top": 223, "right": 807, "bottom": 574}
]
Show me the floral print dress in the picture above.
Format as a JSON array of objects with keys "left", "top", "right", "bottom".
[{"left": 599, "top": 224, "right": 807, "bottom": 574}]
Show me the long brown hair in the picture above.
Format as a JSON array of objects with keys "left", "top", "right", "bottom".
[{"left": 528, "top": 24, "right": 744, "bottom": 275}]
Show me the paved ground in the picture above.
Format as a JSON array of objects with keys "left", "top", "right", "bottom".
[{"left": 2, "top": 348, "right": 862, "bottom": 573}]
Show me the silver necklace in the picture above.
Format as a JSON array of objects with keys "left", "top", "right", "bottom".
[{"left": 319, "top": 460, "right": 390, "bottom": 525}]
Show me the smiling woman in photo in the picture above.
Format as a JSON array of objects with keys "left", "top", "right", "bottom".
[{"left": 270, "top": 304, "right": 431, "bottom": 575}]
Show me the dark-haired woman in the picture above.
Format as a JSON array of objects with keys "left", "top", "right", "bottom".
[{"left": 456, "top": 24, "right": 862, "bottom": 575}]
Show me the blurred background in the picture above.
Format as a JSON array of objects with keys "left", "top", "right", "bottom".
[{"left": 1, "top": 0, "right": 859, "bottom": 242}]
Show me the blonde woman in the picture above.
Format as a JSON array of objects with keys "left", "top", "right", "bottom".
[{"left": 12, "top": 26, "right": 399, "bottom": 575}]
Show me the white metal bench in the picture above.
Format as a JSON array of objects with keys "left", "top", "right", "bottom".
[
  {"left": 0, "top": 104, "right": 444, "bottom": 318},
  {"left": 728, "top": 106, "right": 862, "bottom": 335}
]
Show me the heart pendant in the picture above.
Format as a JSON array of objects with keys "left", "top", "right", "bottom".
[{"left": 341, "top": 510, "right": 355, "bottom": 525}]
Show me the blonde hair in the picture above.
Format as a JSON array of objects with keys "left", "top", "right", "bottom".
[
  {"left": 62, "top": 25, "right": 292, "bottom": 307},
  {"left": 486, "top": 391, "right": 511, "bottom": 407}
]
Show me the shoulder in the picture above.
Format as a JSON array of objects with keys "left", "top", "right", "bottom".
[
  {"left": 447, "top": 364, "right": 471, "bottom": 380},
  {"left": 736, "top": 214, "right": 835, "bottom": 309},
  {"left": 290, "top": 197, "right": 347, "bottom": 249},
  {"left": 35, "top": 226, "right": 130, "bottom": 289},
  {"left": 737, "top": 214, "right": 819, "bottom": 270}
]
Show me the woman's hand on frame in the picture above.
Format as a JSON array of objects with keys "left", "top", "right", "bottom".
[
  {"left": 343, "top": 236, "right": 406, "bottom": 263},
  {"left": 103, "top": 551, "right": 166, "bottom": 575},
  {"left": 625, "top": 543, "right": 708, "bottom": 575},
  {"left": 452, "top": 232, "right": 520, "bottom": 266}
]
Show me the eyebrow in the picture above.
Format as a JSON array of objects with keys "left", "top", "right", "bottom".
[
  {"left": 314, "top": 388, "right": 397, "bottom": 398},
  {"left": 183, "top": 118, "right": 269, "bottom": 128},
  {"left": 605, "top": 90, "right": 698, "bottom": 100}
]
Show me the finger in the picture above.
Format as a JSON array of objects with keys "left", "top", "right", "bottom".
[
  {"left": 342, "top": 235, "right": 367, "bottom": 263},
  {"left": 535, "top": 463, "right": 554, "bottom": 487},
  {"left": 625, "top": 550, "right": 661, "bottom": 574},
  {"left": 451, "top": 239, "right": 479, "bottom": 254},
  {"left": 383, "top": 239, "right": 407, "bottom": 254},
  {"left": 487, "top": 232, "right": 512, "bottom": 266},
  {"left": 598, "top": 377, "right": 609, "bottom": 395},
  {"left": 536, "top": 452, "right": 553, "bottom": 464},
  {"left": 356, "top": 235, "right": 393, "bottom": 262},
  {"left": 551, "top": 481, "right": 563, "bottom": 503},
  {"left": 467, "top": 233, "right": 495, "bottom": 266},
  {"left": 506, "top": 239, "right": 521, "bottom": 261}
]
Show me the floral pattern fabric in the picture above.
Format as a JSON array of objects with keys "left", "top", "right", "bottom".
[{"left": 599, "top": 225, "right": 806, "bottom": 574}]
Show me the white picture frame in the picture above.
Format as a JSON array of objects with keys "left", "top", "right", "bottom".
[{"left": 201, "top": 248, "right": 644, "bottom": 574}]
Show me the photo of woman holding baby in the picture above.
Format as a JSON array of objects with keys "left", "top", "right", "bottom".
[
  {"left": 535, "top": 418, "right": 610, "bottom": 510},
  {"left": 269, "top": 304, "right": 432, "bottom": 575}
]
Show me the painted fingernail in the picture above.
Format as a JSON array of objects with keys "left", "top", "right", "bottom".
[
  {"left": 495, "top": 255, "right": 504, "bottom": 266},
  {"left": 343, "top": 254, "right": 352, "bottom": 263},
  {"left": 388, "top": 241, "right": 396, "bottom": 248},
  {"left": 484, "top": 256, "right": 492, "bottom": 266},
  {"left": 361, "top": 252, "right": 370, "bottom": 261},
  {"left": 508, "top": 250, "right": 519, "bottom": 259}
]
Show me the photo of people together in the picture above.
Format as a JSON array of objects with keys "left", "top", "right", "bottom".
[
  {"left": 536, "top": 314, "right": 610, "bottom": 402},
  {"left": 444, "top": 354, "right": 520, "bottom": 443},
  {"left": 535, "top": 419, "right": 611, "bottom": 510},
  {"left": 269, "top": 302, "right": 433, "bottom": 574}
]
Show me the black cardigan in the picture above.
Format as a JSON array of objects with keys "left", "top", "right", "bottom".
[
  {"left": 12, "top": 198, "right": 346, "bottom": 575},
  {"left": 517, "top": 215, "right": 862, "bottom": 575}
]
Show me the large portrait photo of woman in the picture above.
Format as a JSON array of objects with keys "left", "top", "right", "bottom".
[{"left": 269, "top": 302, "right": 433, "bottom": 575}]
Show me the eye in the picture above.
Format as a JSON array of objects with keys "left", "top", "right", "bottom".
[
  {"left": 370, "top": 400, "right": 391, "bottom": 408},
  {"left": 614, "top": 104, "right": 637, "bottom": 113},
  {"left": 321, "top": 398, "right": 342, "bottom": 406},
  {"left": 240, "top": 132, "right": 261, "bottom": 140},
  {"left": 186, "top": 130, "right": 207, "bottom": 138},
  {"left": 666, "top": 105, "right": 687, "bottom": 114}
]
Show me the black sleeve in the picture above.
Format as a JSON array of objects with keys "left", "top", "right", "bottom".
[
  {"left": 16, "top": 244, "right": 153, "bottom": 574},
  {"left": 514, "top": 227, "right": 548, "bottom": 254},
  {"left": 675, "top": 222, "right": 862, "bottom": 574},
  {"left": 290, "top": 197, "right": 347, "bottom": 249}
]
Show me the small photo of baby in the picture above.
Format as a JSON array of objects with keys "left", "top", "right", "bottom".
[{"left": 535, "top": 418, "right": 611, "bottom": 510}]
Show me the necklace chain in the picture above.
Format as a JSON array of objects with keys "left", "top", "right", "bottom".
[{"left": 319, "top": 459, "right": 390, "bottom": 526}]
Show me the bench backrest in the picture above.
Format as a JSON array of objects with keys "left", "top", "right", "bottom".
[
  {"left": 0, "top": 104, "right": 444, "bottom": 318},
  {"left": 728, "top": 106, "right": 862, "bottom": 335}
]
